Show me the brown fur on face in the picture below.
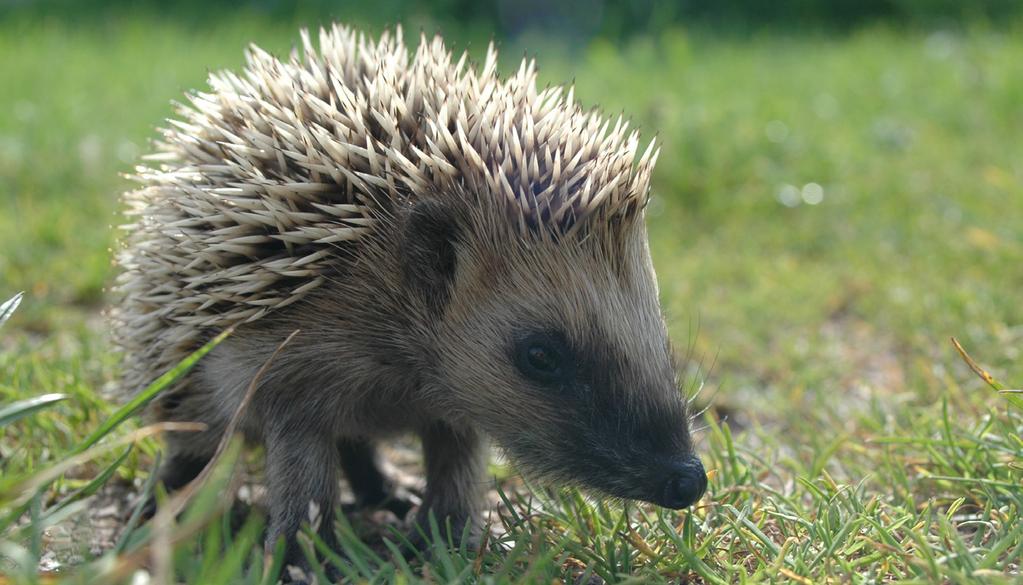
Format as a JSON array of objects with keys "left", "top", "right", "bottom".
[{"left": 421, "top": 193, "right": 700, "bottom": 503}]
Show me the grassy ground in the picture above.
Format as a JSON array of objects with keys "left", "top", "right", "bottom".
[{"left": 1, "top": 13, "right": 1022, "bottom": 584}]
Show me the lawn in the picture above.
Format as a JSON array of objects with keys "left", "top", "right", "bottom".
[{"left": 1, "top": 11, "right": 1021, "bottom": 584}]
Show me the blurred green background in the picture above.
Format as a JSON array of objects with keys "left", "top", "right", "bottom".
[
  {"left": 1, "top": 0, "right": 1022, "bottom": 581},
  {"left": 3, "top": 0, "right": 1020, "bottom": 393}
]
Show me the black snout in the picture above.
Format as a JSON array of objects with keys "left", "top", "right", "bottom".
[{"left": 659, "top": 458, "right": 707, "bottom": 509}]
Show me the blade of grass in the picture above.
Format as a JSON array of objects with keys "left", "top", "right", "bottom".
[
  {"left": 86, "top": 444, "right": 243, "bottom": 585},
  {"left": 658, "top": 514, "right": 728, "bottom": 585},
  {"left": 42, "top": 445, "right": 134, "bottom": 519},
  {"left": 3, "top": 422, "right": 205, "bottom": 502},
  {"left": 74, "top": 328, "right": 232, "bottom": 455},
  {"left": 952, "top": 337, "right": 1023, "bottom": 410},
  {"left": 0, "top": 393, "right": 66, "bottom": 428},
  {"left": 0, "top": 292, "right": 23, "bottom": 329},
  {"left": 113, "top": 451, "right": 162, "bottom": 554}
]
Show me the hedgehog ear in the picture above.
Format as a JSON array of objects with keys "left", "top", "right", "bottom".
[{"left": 401, "top": 200, "right": 460, "bottom": 314}]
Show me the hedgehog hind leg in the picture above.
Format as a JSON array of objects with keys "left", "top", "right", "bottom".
[
  {"left": 139, "top": 386, "right": 227, "bottom": 518},
  {"left": 338, "top": 438, "right": 418, "bottom": 519},
  {"left": 159, "top": 450, "right": 212, "bottom": 491},
  {"left": 138, "top": 439, "right": 215, "bottom": 520}
]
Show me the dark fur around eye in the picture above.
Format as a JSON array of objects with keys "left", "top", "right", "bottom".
[{"left": 512, "top": 331, "right": 576, "bottom": 387}]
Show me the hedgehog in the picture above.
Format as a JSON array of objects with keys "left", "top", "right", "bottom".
[{"left": 112, "top": 24, "right": 707, "bottom": 573}]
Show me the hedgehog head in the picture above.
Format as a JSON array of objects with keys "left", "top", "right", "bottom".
[{"left": 398, "top": 185, "right": 705, "bottom": 509}]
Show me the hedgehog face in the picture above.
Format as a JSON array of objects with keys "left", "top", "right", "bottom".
[
  {"left": 409, "top": 201, "right": 706, "bottom": 510},
  {"left": 495, "top": 322, "right": 707, "bottom": 510}
]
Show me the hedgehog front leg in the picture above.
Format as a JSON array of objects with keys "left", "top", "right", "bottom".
[
  {"left": 264, "top": 428, "right": 341, "bottom": 577},
  {"left": 410, "top": 422, "right": 488, "bottom": 550}
]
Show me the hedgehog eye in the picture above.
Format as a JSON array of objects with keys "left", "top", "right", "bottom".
[
  {"left": 514, "top": 332, "right": 572, "bottom": 386},
  {"left": 526, "top": 345, "right": 560, "bottom": 373}
]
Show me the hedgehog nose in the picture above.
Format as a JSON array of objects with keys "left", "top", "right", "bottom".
[{"left": 659, "top": 457, "right": 707, "bottom": 509}]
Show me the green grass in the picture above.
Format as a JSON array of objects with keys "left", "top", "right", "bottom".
[{"left": 1, "top": 13, "right": 1022, "bottom": 584}]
